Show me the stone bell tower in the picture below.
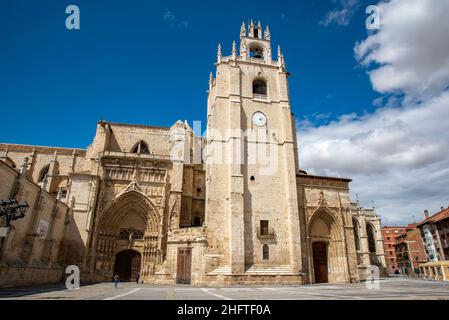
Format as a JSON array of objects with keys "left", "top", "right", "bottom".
[{"left": 204, "top": 20, "right": 302, "bottom": 279}]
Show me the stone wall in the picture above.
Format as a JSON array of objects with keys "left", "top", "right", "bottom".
[
  {"left": 297, "top": 173, "right": 359, "bottom": 283},
  {"left": 0, "top": 160, "right": 72, "bottom": 288},
  {"left": 103, "top": 122, "right": 171, "bottom": 156}
]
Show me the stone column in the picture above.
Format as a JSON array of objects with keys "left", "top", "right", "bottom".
[
  {"left": 342, "top": 208, "right": 360, "bottom": 282},
  {"left": 358, "top": 216, "right": 371, "bottom": 266}
]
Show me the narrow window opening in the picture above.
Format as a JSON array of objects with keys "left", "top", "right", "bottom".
[
  {"left": 262, "top": 244, "right": 269, "bottom": 260},
  {"left": 250, "top": 176, "right": 255, "bottom": 181},
  {"left": 254, "top": 29, "right": 259, "bottom": 38},
  {"left": 260, "top": 220, "right": 269, "bottom": 236},
  {"left": 38, "top": 164, "right": 50, "bottom": 182},
  {"left": 193, "top": 216, "right": 202, "bottom": 227},
  {"left": 253, "top": 79, "right": 267, "bottom": 99},
  {"left": 367, "top": 224, "right": 377, "bottom": 253}
]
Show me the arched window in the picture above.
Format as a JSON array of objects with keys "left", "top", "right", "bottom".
[
  {"left": 253, "top": 29, "right": 259, "bottom": 39},
  {"left": 249, "top": 45, "right": 264, "bottom": 60},
  {"left": 352, "top": 218, "right": 360, "bottom": 251},
  {"left": 131, "top": 141, "right": 150, "bottom": 154},
  {"left": 262, "top": 244, "right": 269, "bottom": 260},
  {"left": 367, "top": 224, "right": 377, "bottom": 253},
  {"left": 38, "top": 164, "right": 50, "bottom": 183},
  {"left": 253, "top": 79, "right": 267, "bottom": 98},
  {"left": 119, "top": 228, "right": 144, "bottom": 240}
]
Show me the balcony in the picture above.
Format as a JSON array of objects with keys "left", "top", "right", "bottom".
[
  {"left": 443, "top": 239, "right": 449, "bottom": 248},
  {"left": 249, "top": 57, "right": 264, "bottom": 63},
  {"left": 101, "top": 151, "right": 171, "bottom": 161},
  {"left": 253, "top": 94, "right": 268, "bottom": 100},
  {"left": 257, "top": 227, "right": 275, "bottom": 239}
]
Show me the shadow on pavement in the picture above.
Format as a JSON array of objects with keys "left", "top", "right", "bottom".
[{"left": 0, "top": 282, "right": 97, "bottom": 299}]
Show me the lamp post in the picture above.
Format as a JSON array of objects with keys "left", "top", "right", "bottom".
[
  {"left": 0, "top": 199, "right": 30, "bottom": 263},
  {"left": 0, "top": 199, "right": 30, "bottom": 227}
]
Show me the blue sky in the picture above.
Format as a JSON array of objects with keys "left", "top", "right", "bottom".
[
  {"left": 2, "top": 0, "right": 448, "bottom": 224},
  {"left": 0, "top": 0, "right": 377, "bottom": 148}
]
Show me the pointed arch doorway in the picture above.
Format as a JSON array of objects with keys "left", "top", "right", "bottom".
[
  {"left": 113, "top": 250, "right": 141, "bottom": 282},
  {"left": 308, "top": 208, "right": 348, "bottom": 284},
  {"left": 95, "top": 190, "right": 161, "bottom": 281}
]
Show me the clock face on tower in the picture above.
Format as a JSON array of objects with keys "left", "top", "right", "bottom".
[{"left": 252, "top": 111, "right": 267, "bottom": 127}]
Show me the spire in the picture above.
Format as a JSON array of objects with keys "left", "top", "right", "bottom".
[
  {"left": 57, "top": 188, "right": 63, "bottom": 200},
  {"left": 20, "top": 156, "right": 29, "bottom": 176},
  {"left": 0, "top": 147, "right": 8, "bottom": 158},
  {"left": 231, "top": 40, "right": 237, "bottom": 59},
  {"left": 240, "top": 22, "right": 246, "bottom": 37},
  {"left": 209, "top": 72, "right": 213, "bottom": 90},
  {"left": 250, "top": 19, "right": 254, "bottom": 27},
  {"left": 217, "top": 43, "right": 222, "bottom": 64},
  {"left": 278, "top": 46, "right": 285, "bottom": 70},
  {"left": 257, "top": 20, "right": 261, "bottom": 29},
  {"left": 264, "top": 25, "right": 270, "bottom": 41},
  {"left": 40, "top": 174, "right": 48, "bottom": 190}
]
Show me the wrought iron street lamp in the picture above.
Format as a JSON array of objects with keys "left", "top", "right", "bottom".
[
  {"left": 0, "top": 199, "right": 30, "bottom": 227},
  {"left": 0, "top": 199, "right": 29, "bottom": 263}
]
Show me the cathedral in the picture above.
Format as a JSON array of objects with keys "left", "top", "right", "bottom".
[{"left": 0, "top": 21, "right": 386, "bottom": 287}]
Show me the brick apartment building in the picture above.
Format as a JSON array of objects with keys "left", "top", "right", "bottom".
[
  {"left": 417, "top": 207, "right": 449, "bottom": 262},
  {"left": 394, "top": 226, "right": 427, "bottom": 275},
  {"left": 381, "top": 226, "right": 414, "bottom": 274}
]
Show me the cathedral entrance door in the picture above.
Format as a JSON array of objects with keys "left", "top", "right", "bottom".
[
  {"left": 113, "top": 250, "right": 141, "bottom": 282},
  {"left": 176, "top": 248, "right": 192, "bottom": 284},
  {"left": 312, "top": 242, "right": 328, "bottom": 283}
]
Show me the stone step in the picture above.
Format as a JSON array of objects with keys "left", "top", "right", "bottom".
[
  {"left": 207, "top": 265, "right": 232, "bottom": 275},
  {"left": 207, "top": 265, "right": 296, "bottom": 276},
  {"left": 246, "top": 265, "right": 295, "bottom": 275}
]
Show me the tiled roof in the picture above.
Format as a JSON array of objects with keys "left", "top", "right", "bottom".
[
  {"left": 434, "top": 208, "right": 449, "bottom": 222},
  {"left": 417, "top": 207, "right": 449, "bottom": 226}
]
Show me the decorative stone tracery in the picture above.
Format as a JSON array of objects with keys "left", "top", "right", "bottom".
[
  {"left": 308, "top": 206, "right": 350, "bottom": 283},
  {"left": 94, "top": 190, "right": 162, "bottom": 280}
]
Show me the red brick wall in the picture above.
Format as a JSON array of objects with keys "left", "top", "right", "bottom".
[{"left": 382, "top": 227, "right": 409, "bottom": 274}]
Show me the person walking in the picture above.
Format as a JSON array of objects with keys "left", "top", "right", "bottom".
[
  {"left": 113, "top": 273, "right": 120, "bottom": 288},
  {"left": 136, "top": 273, "right": 140, "bottom": 284}
]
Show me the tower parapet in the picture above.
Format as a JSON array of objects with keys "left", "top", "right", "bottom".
[{"left": 214, "top": 20, "right": 285, "bottom": 68}]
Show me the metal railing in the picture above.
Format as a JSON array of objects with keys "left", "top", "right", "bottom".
[
  {"left": 253, "top": 94, "right": 268, "bottom": 100},
  {"left": 101, "top": 151, "right": 171, "bottom": 160},
  {"left": 250, "top": 57, "right": 264, "bottom": 62},
  {"left": 257, "top": 227, "right": 275, "bottom": 238}
]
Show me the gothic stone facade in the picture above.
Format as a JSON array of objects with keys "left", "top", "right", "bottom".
[{"left": 0, "top": 21, "right": 386, "bottom": 287}]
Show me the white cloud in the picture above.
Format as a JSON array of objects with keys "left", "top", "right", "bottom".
[
  {"left": 163, "top": 9, "right": 189, "bottom": 29},
  {"left": 163, "top": 10, "right": 175, "bottom": 23},
  {"left": 299, "top": 0, "right": 449, "bottom": 225},
  {"left": 177, "top": 21, "right": 189, "bottom": 29},
  {"left": 355, "top": 0, "right": 449, "bottom": 99},
  {"left": 320, "top": 0, "right": 360, "bottom": 26}
]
